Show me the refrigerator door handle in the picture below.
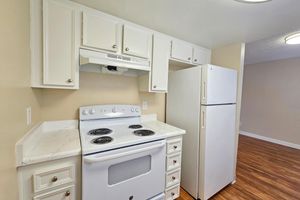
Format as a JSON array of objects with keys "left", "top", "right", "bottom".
[
  {"left": 201, "top": 110, "right": 206, "bottom": 128},
  {"left": 202, "top": 81, "right": 206, "bottom": 101}
]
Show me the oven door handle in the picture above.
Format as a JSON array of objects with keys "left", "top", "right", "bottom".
[{"left": 84, "top": 142, "right": 165, "bottom": 164}]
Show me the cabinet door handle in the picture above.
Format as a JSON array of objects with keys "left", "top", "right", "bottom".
[
  {"left": 173, "top": 160, "right": 177, "bottom": 164},
  {"left": 173, "top": 145, "right": 177, "bottom": 149},
  {"left": 125, "top": 47, "right": 129, "bottom": 51},
  {"left": 194, "top": 59, "right": 198, "bottom": 62},
  {"left": 65, "top": 191, "right": 71, "bottom": 197},
  {"left": 51, "top": 176, "right": 58, "bottom": 182},
  {"left": 112, "top": 44, "right": 117, "bottom": 49},
  {"left": 67, "top": 79, "right": 73, "bottom": 83},
  {"left": 171, "top": 192, "right": 175, "bottom": 196},
  {"left": 153, "top": 85, "right": 157, "bottom": 89},
  {"left": 188, "top": 57, "right": 191, "bottom": 60},
  {"left": 172, "top": 176, "right": 176, "bottom": 180}
]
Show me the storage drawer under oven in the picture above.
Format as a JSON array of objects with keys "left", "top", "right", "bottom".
[{"left": 82, "top": 140, "right": 166, "bottom": 200}]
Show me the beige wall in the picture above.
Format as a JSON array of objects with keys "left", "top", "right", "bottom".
[
  {"left": 41, "top": 72, "right": 166, "bottom": 122},
  {"left": 211, "top": 43, "right": 245, "bottom": 180},
  {"left": 0, "top": 0, "right": 42, "bottom": 199},
  {"left": 241, "top": 58, "right": 300, "bottom": 145}
]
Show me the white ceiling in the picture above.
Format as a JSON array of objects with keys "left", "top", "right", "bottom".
[
  {"left": 245, "top": 33, "right": 300, "bottom": 65},
  {"left": 73, "top": 0, "right": 300, "bottom": 48}
]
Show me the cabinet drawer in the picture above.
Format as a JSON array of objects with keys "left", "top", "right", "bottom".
[
  {"left": 33, "top": 165, "right": 75, "bottom": 193},
  {"left": 165, "top": 184, "right": 180, "bottom": 200},
  {"left": 166, "top": 153, "right": 181, "bottom": 171},
  {"left": 166, "top": 169, "right": 181, "bottom": 188},
  {"left": 167, "top": 138, "right": 182, "bottom": 155},
  {"left": 34, "top": 185, "right": 75, "bottom": 200}
]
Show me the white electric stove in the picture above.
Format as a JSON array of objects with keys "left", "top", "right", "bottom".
[{"left": 79, "top": 105, "right": 166, "bottom": 200}]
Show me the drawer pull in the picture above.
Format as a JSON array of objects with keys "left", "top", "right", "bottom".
[
  {"left": 171, "top": 192, "right": 175, "bottom": 196},
  {"left": 125, "top": 47, "right": 129, "bottom": 51},
  {"left": 173, "top": 145, "right": 178, "bottom": 149},
  {"left": 51, "top": 176, "right": 58, "bottom": 182},
  {"left": 65, "top": 191, "right": 71, "bottom": 197},
  {"left": 173, "top": 160, "right": 177, "bottom": 164},
  {"left": 172, "top": 176, "right": 176, "bottom": 181}
]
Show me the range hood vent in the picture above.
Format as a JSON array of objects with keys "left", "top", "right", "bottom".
[{"left": 79, "top": 48, "right": 151, "bottom": 75}]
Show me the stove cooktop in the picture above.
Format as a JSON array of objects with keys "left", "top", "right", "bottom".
[
  {"left": 79, "top": 105, "right": 172, "bottom": 155},
  {"left": 80, "top": 122, "right": 167, "bottom": 154}
]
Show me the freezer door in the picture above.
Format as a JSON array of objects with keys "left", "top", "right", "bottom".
[
  {"left": 199, "top": 104, "right": 236, "bottom": 200},
  {"left": 201, "top": 64, "right": 237, "bottom": 105},
  {"left": 167, "top": 66, "right": 201, "bottom": 198}
]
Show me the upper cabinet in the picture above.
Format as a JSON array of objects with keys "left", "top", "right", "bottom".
[
  {"left": 30, "top": 0, "right": 211, "bottom": 91},
  {"left": 43, "top": 0, "right": 78, "bottom": 87},
  {"left": 170, "top": 39, "right": 211, "bottom": 65},
  {"left": 192, "top": 46, "right": 211, "bottom": 65},
  {"left": 31, "top": 0, "right": 80, "bottom": 89},
  {"left": 151, "top": 34, "right": 171, "bottom": 92},
  {"left": 123, "top": 25, "right": 152, "bottom": 59},
  {"left": 171, "top": 39, "right": 193, "bottom": 63},
  {"left": 82, "top": 12, "right": 120, "bottom": 52}
]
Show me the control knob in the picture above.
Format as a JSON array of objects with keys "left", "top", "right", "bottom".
[
  {"left": 82, "top": 110, "right": 88, "bottom": 115},
  {"left": 89, "top": 109, "right": 96, "bottom": 115}
]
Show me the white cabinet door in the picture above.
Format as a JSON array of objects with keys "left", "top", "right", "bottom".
[
  {"left": 82, "top": 12, "right": 119, "bottom": 52},
  {"left": 151, "top": 34, "right": 170, "bottom": 92},
  {"left": 43, "top": 0, "right": 76, "bottom": 87},
  {"left": 171, "top": 39, "right": 193, "bottom": 63},
  {"left": 123, "top": 25, "right": 152, "bottom": 59},
  {"left": 192, "top": 46, "right": 211, "bottom": 65}
]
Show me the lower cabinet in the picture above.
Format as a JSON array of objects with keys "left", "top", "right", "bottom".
[
  {"left": 165, "top": 136, "right": 183, "bottom": 200},
  {"left": 33, "top": 186, "right": 75, "bottom": 200},
  {"left": 17, "top": 156, "right": 81, "bottom": 200}
]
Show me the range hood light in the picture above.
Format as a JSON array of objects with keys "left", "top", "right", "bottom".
[
  {"left": 285, "top": 33, "right": 300, "bottom": 45},
  {"left": 234, "top": 0, "right": 272, "bottom": 3}
]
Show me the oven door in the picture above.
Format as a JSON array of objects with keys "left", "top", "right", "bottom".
[{"left": 82, "top": 140, "right": 166, "bottom": 200}]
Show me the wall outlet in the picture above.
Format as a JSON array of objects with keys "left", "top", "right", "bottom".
[
  {"left": 142, "top": 101, "right": 148, "bottom": 110},
  {"left": 26, "top": 107, "right": 32, "bottom": 126}
]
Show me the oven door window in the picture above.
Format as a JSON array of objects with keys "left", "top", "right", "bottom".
[{"left": 108, "top": 155, "right": 151, "bottom": 185}]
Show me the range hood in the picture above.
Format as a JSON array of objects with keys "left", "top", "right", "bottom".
[{"left": 79, "top": 48, "right": 151, "bottom": 76}]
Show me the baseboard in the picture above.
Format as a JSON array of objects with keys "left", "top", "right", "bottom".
[{"left": 240, "top": 131, "right": 300, "bottom": 150}]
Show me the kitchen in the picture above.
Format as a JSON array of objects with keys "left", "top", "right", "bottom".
[{"left": 1, "top": 0, "right": 300, "bottom": 200}]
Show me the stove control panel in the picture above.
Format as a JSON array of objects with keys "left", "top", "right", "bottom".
[{"left": 80, "top": 105, "right": 141, "bottom": 120}]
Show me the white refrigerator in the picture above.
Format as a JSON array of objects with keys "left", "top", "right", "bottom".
[{"left": 166, "top": 64, "right": 237, "bottom": 200}]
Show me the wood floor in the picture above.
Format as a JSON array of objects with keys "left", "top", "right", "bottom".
[{"left": 177, "top": 135, "right": 300, "bottom": 200}]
